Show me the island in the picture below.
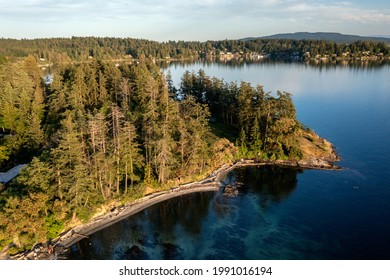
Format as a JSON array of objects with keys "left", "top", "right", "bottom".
[{"left": 0, "top": 55, "right": 339, "bottom": 260}]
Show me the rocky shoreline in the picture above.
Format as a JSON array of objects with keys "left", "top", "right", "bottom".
[{"left": 2, "top": 152, "right": 340, "bottom": 260}]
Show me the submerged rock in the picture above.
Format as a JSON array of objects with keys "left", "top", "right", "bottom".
[
  {"left": 161, "top": 242, "right": 182, "bottom": 260},
  {"left": 223, "top": 185, "right": 239, "bottom": 197},
  {"left": 123, "top": 245, "right": 148, "bottom": 260}
]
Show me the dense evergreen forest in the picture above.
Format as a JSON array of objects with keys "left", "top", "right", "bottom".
[
  {"left": 0, "top": 57, "right": 214, "bottom": 253},
  {"left": 178, "top": 70, "right": 301, "bottom": 159},
  {"left": 0, "top": 51, "right": 308, "bottom": 253},
  {"left": 1, "top": 37, "right": 389, "bottom": 62}
]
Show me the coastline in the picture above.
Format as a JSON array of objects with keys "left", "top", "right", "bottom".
[{"left": 4, "top": 154, "right": 340, "bottom": 260}]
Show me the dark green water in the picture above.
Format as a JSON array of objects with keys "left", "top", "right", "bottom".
[{"left": 68, "top": 62, "right": 390, "bottom": 259}]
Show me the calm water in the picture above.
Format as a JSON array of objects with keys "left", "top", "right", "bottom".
[{"left": 68, "top": 61, "right": 390, "bottom": 260}]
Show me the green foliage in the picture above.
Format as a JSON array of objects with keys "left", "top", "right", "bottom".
[
  {"left": 0, "top": 57, "right": 45, "bottom": 166},
  {"left": 76, "top": 207, "right": 95, "bottom": 224},
  {"left": 0, "top": 58, "right": 220, "bottom": 252},
  {"left": 0, "top": 55, "right": 307, "bottom": 254},
  {"left": 209, "top": 121, "right": 238, "bottom": 145},
  {"left": 17, "top": 157, "right": 54, "bottom": 194},
  {"left": 0, "top": 37, "right": 389, "bottom": 63},
  {"left": 0, "top": 192, "right": 49, "bottom": 253},
  {"left": 180, "top": 71, "right": 302, "bottom": 160},
  {"left": 44, "top": 214, "right": 64, "bottom": 240},
  {"left": 0, "top": 145, "right": 10, "bottom": 164},
  {"left": 0, "top": 55, "right": 7, "bottom": 65}
]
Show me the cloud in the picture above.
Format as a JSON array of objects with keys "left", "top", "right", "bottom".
[
  {"left": 0, "top": 0, "right": 389, "bottom": 39},
  {"left": 279, "top": 1, "right": 390, "bottom": 24},
  {"left": 340, "top": 9, "right": 390, "bottom": 24},
  {"left": 1, "top": 0, "right": 389, "bottom": 23}
]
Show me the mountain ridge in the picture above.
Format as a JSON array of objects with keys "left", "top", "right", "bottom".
[{"left": 241, "top": 32, "right": 390, "bottom": 43}]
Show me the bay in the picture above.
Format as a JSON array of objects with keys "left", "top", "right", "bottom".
[{"left": 68, "top": 61, "right": 390, "bottom": 260}]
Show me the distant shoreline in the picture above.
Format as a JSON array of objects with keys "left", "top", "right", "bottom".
[{"left": 4, "top": 154, "right": 340, "bottom": 260}]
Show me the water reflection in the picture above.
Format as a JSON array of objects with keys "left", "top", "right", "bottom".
[
  {"left": 160, "top": 58, "right": 389, "bottom": 70},
  {"left": 226, "top": 166, "right": 300, "bottom": 202},
  {"left": 68, "top": 166, "right": 301, "bottom": 260}
]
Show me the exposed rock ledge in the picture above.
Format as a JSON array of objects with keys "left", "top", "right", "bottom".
[{"left": 3, "top": 144, "right": 340, "bottom": 260}]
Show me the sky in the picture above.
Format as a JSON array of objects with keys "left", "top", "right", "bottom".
[{"left": 0, "top": 0, "right": 389, "bottom": 41}]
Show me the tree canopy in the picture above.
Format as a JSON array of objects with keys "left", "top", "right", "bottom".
[
  {"left": 0, "top": 58, "right": 217, "bottom": 253},
  {"left": 1, "top": 37, "right": 389, "bottom": 63},
  {"left": 178, "top": 70, "right": 301, "bottom": 159},
  {"left": 1, "top": 56, "right": 322, "bottom": 254}
]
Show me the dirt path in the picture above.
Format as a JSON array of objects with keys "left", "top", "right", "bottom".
[{"left": 0, "top": 164, "right": 27, "bottom": 184}]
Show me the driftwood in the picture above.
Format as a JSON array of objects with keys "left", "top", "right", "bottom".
[{"left": 71, "top": 231, "right": 89, "bottom": 239}]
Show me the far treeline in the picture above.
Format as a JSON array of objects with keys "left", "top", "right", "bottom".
[
  {"left": 0, "top": 55, "right": 306, "bottom": 253},
  {"left": 0, "top": 37, "right": 390, "bottom": 62}
]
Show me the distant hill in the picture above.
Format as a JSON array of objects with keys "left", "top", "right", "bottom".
[{"left": 241, "top": 32, "right": 390, "bottom": 43}]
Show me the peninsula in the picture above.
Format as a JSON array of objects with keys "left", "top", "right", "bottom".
[
  {"left": 1, "top": 55, "right": 339, "bottom": 260},
  {"left": 4, "top": 131, "right": 339, "bottom": 260}
]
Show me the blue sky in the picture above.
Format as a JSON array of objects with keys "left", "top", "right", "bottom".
[{"left": 0, "top": 0, "right": 389, "bottom": 41}]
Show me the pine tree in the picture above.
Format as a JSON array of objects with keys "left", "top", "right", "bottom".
[
  {"left": 0, "top": 60, "right": 45, "bottom": 152},
  {"left": 237, "top": 82, "right": 255, "bottom": 142},
  {"left": 85, "top": 63, "right": 99, "bottom": 107},
  {"left": 88, "top": 112, "right": 110, "bottom": 199},
  {"left": 0, "top": 81, "right": 18, "bottom": 134},
  {"left": 155, "top": 82, "right": 177, "bottom": 184},
  {"left": 120, "top": 120, "right": 143, "bottom": 194},
  {"left": 52, "top": 112, "right": 94, "bottom": 218},
  {"left": 70, "top": 66, "right": 87, "bottom": 111},
  {"left": 46, "top": 74, "right": 68, "bottom": 131},
  {"left": 142, "top": 75, "right": 159, "bottom": 185},
  {"left": 178, "top": 96, "right": 210, "bottom": 175},
  {"left": 111, "top": 105, "right": 124, "bottom": 195}
]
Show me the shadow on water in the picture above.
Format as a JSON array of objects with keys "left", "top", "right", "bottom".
[
  {"left": 225, "top": 165, "right": 300, "bottom": 201},
  {"left": 67, "top": 166, "right": 303, "bottom": 260},
  {"left": 67, "top": 191, "right": 217, "bottom": 260},
  {"left": 213, "top": 166, "right": 300, "bottom": 222}
]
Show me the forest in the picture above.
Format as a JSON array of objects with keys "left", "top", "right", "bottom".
[
  {"left": 178, "top": 70, "right": 301, "bottom": 159},
  {"left": 0, "top": 49, "right": 320, "bottom": 254},
  {"left": 1, "top": 36, "right": 389, "bottom": 62}
]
